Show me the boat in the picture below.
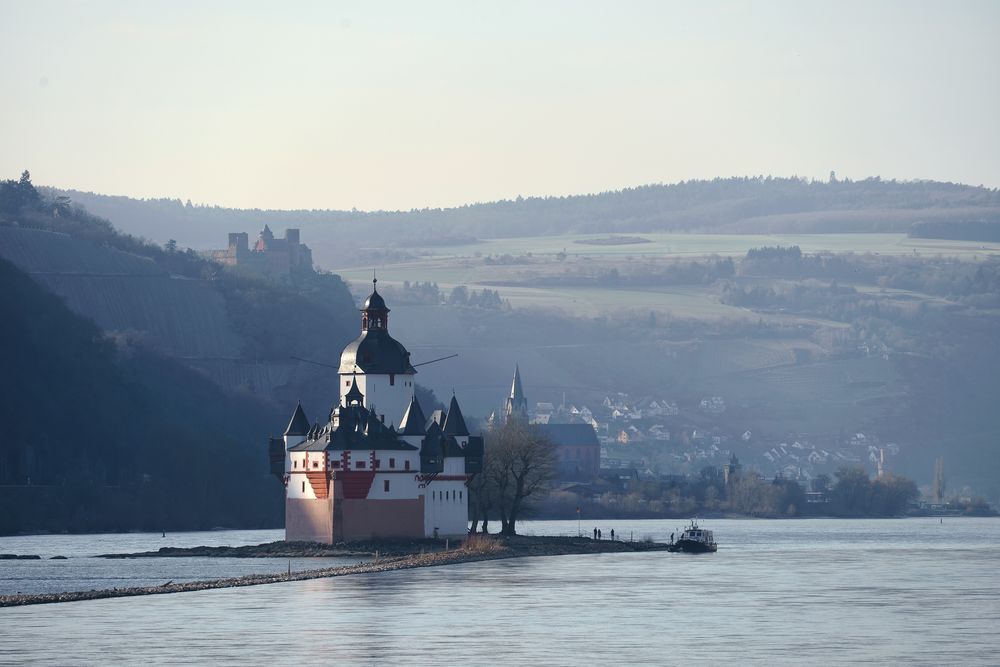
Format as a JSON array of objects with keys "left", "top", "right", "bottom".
[{"left": 666, "top": 519, "right": 718, "bottom": 553}]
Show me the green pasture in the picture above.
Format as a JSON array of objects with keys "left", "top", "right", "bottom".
[
  {"left": 332, "top": 231, "right": 997, "bottom": 321},
  {"left": 344, "top": 232, "right": 1000, "bottom": 264}
]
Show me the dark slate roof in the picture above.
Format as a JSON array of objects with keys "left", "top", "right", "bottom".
[
  {"left": 443, "top": 434, "right": 466, "bottom": 457},
  {"left": 284, "top": 402, "right": 310, "bottom": 437},
  {"left": 399, "top": 396, "right": 427, "bottom": 436},
  {"left": 289, "top": 403, "right": 418, "bottom": 452},
  {"left": 363, "top": 287, "right": 388, "bottom": 312},
  {"left": 289, "top": 437, "right": 332, "bottom": 452},
  {"left": 537, "top": 423, "right": 599, "bottom": 447},
  {"left": 339, "top": 329, "right": 416, "bottom": 375},
  {"left": 443, "top": 395, "right": 469, "bottom": 437},
  {"left": 427, "top": 410, "right": 446, "bottom": 430}
]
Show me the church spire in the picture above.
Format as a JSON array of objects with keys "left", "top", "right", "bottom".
[{"left": 504, "top": 364, "right": 528, "bottom": 422}]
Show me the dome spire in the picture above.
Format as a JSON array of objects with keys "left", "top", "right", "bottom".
[{"left": 361, "top": 270, "right": 389, "bottom": 331}]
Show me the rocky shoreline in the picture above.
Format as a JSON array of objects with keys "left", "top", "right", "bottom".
[{"left": 0, "top": 536, "right": 668, "bottom": 608}]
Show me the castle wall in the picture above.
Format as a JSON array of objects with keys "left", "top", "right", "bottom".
[
  {"left": 286, "top": 497, "right": 333, "bottom": 543},
  {"left": 337, "top": 498, "right": 424, "bottom": 541},
  {"left": 424, "top": 480, "right": 469, "bottom": 537}
]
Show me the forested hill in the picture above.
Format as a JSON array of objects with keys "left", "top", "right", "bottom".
[
  {"left": 51, "top": 177, "right": 1000, "bottom": 264},
  {"left": 0, "top": 254, "right": 283, "bottom": 533},
  {"left": 2, "top": 171, "right": 359, "bottom": 405},
  {"left": 0, "top": 171, "right": 369, "bottom": 531}
]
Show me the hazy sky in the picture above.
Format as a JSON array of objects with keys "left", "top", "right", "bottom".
[{"left": 2, "top": 1, "right": 998, "bottom": 211}]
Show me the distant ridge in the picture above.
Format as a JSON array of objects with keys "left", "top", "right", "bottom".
[{"left": 48, "top": 176, "right": 1000, "bottom": 265}]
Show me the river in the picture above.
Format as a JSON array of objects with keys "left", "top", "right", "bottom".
[{"left": 1, "top": 518, "right": 998, "bottom": 665}]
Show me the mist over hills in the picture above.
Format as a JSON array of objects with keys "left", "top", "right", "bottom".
[
  {"left": 51, "top": 176, "right": 1000, "bottom": 266},
  {"left": 4, "top": 169, "right": 1000, "bottom": 527}
]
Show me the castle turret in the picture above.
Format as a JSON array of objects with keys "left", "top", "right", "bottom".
[
  {"left": 399, "top": 395, "right": 427, "bottom": 439},
  {"left": 443, "top": 394, "right": 470, "bottom": 445},
  {"left": 282, "top": 402, "right": 310, "bottom": 475}
]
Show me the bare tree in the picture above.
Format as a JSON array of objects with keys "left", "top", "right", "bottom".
[
  {"left": 467, "top": 458, "right": 496, "bottom": 534},
  {"left": 483, "top": 420, "right": 557, "bottom": 535}
]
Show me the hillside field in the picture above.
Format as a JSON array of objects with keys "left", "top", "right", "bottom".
[{"left": 332, "top": 232, "right": 1000, "bottom": 321}]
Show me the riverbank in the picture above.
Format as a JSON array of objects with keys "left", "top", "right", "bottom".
[{"left": 0, "top": 535, "right": 668, "bottom": 607}]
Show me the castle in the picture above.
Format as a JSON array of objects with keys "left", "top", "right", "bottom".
[
  {"left": 269, "top": 279, "right": 482, "bottom": 542},
  {"left": 212, "top": 225, "right": 313, "bottom": 279}
]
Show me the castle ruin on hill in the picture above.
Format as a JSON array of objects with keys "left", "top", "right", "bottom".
[{"left": 211, "top": 225, "right": 312, "bottom": 279}]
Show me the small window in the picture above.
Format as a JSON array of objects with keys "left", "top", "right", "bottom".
[
  {"left": 405, "top": 460, "right": 411, "bottom": 471},
  {"left": 460, "top": 491, "right": 463, "bottom": 500},
  {"left": 375, "top": 459, "right": 381, "bottom": 469},
  {"left": 301, "top": 481, "right": 305, "bottom": 493},
  {"left": 389, "top": 458, "right": 396, "bottom": 469},
  {"left": 332, "top": 461, "right": 341, "bottom": 469},
  {"left": 384, "top": 480, "right": 390, "bottom": 492},
  {"left": 432, "top": 491, "right": 436, "bottom": 500},
  {"left": 356, "top": 461, "right": 366, "bottom": 469},
  {"left": 293, "top": 460, "right": 298, "bottom": 469},
  {"left": 390, "top": 374, "right": 395, "bottom": 386},
  {"left": 312, "top": 461, "right": 319, "bottom": 468},
  {"left": 345, "top": 380, "right": 350, "bottom": 387}
]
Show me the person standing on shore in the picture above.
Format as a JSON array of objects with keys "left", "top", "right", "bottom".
[
  {"left": 598, "top": 529, "right": 602, "bottom": 540},
  {"left": 610, "top": 529, "right": 615, "bottom": 541},
  {"left": 593, "top": 527, "right": 597, "bottom": 540}
]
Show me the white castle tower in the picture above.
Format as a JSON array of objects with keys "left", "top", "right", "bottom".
[{"left": 337, "top": 277, "right": 416, "bottom": 428}]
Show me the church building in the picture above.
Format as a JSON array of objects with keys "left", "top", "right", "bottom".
[
  {"left": 495, "top": 365, "right": 600, "bottom": 481},
  {"left": 269, "top": 279, "right": 482, "bottom": 543}
]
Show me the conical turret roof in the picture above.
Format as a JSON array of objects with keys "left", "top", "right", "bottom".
[
  {"left": 443, "top": 394, "right": 469, "bottom": 437},
  {"left": 399, "top": 396, "right": 427, "bottom": 436},
  {"left": 284, "top": 402, "right": 310, "bottom": 436}
]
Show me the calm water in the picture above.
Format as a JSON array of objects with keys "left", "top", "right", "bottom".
[
  {"left": 1, "top": 518, "right": 998, "bottom": 665},
  {"left": 0, "top": 529, "right": 360, "bottom": 596}
]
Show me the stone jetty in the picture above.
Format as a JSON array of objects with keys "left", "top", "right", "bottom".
[{"left": 0, "top": 535, "right": 668, "bottom": 608}]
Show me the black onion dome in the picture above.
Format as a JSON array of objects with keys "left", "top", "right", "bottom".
[
  {"left": 339, "top": 329, "right": 416, "bottom": 375},
  {"left": 363, "top": 288, "right": 388, "bottom": 312}
]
